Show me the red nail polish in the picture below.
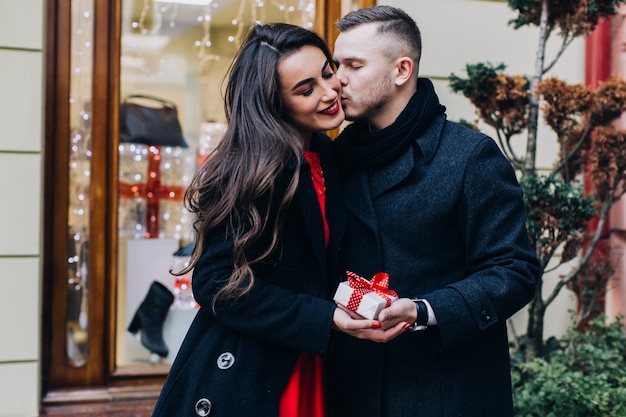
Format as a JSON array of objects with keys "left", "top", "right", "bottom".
[
  {"left": 371, "top": 322, "right": 381, "bottom": 329},
  {"left": 403, "top": 322, "right": 410, "bottom": 330}
]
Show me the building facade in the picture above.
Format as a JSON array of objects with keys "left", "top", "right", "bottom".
[{"left": 4, "top": 1, "right": 624, "bottom": 416}]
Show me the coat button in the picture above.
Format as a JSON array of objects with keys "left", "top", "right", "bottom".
[
  {"left": 217, "top": 352, "right": 235, "bottom": 369},
  {"left": 480, "top": 310, "right": 492, "bottom": 321},
  {"left": 195, "top": 398, "right": 212, "bottom": 416}
]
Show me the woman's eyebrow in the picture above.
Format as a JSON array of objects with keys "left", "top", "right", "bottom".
[{"left": 291, "top": 60, "right": 330, "bottom": 90}]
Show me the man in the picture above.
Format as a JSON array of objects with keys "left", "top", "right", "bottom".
[{"left": 327, "top": 5, "right": 540, "bottom": 417}]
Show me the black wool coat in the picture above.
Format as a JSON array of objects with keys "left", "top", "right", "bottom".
[
  {"left": 152, "top": 133, "right": 345, "bottom": 417},
  {"left": 327, "top": 114, "right": 540, "bottom": 417}
]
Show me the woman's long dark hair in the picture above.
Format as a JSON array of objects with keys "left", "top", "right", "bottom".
[{"left": 178, "top": 23, "right": 334, "bottom": 307}]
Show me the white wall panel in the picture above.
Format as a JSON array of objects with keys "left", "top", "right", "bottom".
[
  {"left": 0, "top": 154, "right": 41, "bottom": 255},
  {"left": 0, "top": 258, "right": 40, "bottom": 361},
  {"left": 0, "top": 362, "right": 39, "bottom": 417},
  {"left": 0, "top": 0, "right": 44, "bottom": 50},
  {"left": 0, "top": 50, "right": 43, "bottom": 153}
]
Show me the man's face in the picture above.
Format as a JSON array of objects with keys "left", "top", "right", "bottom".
[{"left": 333, "top": 23, "right": 396, "bottom": 122}]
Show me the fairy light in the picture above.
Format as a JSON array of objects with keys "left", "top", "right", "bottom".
[
  {"left": 196, "top": 4, "right": 214, "bottom": 62},
  {"left": 66, "top": 0, "right": 95, "bottom": 368},
  {"left": 129, "top": 0, "right": 315, "bottom": 72}
]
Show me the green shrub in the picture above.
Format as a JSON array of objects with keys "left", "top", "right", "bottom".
[{"left": 512, "top": 315, "right": 626, "bottom": 416}]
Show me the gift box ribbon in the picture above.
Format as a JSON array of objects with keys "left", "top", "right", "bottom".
[
  {"left": 345, "top": 271, "right": 398, "bottom": 313},
  {"left": 118, "top": 145, "right": 185, "bottom": 238}
]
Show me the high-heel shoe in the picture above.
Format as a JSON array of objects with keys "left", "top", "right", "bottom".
[{"left": 127, "top": 281, "right": 174, "bottom": 358}]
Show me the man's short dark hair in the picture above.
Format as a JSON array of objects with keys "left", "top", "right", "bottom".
[{"left": 336, "top": 5, "right": 421, "bottom": 65}]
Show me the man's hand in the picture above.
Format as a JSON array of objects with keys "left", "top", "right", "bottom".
[{"left": 376, "top": 298, "right": 418, "bottom": 330}]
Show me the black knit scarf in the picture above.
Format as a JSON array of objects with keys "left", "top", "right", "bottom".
[{"left": 333, "top": 78, "right": 446, "bottom": 169}]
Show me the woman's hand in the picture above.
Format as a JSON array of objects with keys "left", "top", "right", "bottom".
[{"left": 332, "top": 305, "right": 408, "bottom": 343}]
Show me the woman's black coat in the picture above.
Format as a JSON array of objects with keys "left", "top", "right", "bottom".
[{"left": 152, "top": 134, "right": 345, "bottom": 417}]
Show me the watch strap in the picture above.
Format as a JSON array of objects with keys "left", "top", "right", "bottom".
[{"left": 408, "top": 299, "right": 428, "bottom": 332}]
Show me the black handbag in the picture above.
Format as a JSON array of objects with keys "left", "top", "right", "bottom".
[{"left": 120, "top": 94, "right": 188, "bottom": 148}]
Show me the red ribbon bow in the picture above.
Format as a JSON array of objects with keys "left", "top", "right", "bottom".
[{"left": 345, "top": 271, "right": 398, "bottom": 313}]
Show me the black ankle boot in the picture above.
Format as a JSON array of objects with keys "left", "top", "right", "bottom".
[{"left": 128, "top": 281, "right": 174, "bottom": 358}]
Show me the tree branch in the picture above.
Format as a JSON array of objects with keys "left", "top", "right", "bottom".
[
  {"left": 495, "top": 129, "right": 524, "bottom": 170},
  {"left": 523, "top": 0, "right": 550, "bottom": 177},
  {"left": 552, "top": 123, "right": 593, "bottom": 178},
  {"left": 543, "top": 33, "right": 576, "bottom": 75},
  {"left": 544, "top": 202, "right": 611, "bottom": 308}
]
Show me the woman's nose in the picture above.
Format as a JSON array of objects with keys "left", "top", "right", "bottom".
[{"left": 322, "top": 81, "right": 339, "bottom": 100}]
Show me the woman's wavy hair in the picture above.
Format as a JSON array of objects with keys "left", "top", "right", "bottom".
[{"left": 176, "top": 23, "right": 334, "bottom": 308}]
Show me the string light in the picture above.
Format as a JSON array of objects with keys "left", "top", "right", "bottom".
[
  {"left": 222, "top": 0, "right": 314, "bottom": 50},
  {"left": 131, "top": 0, "right": 315, "bottom": 61},
  {"left": 196, "top": 3, "right": 215, "bottom": 63}
]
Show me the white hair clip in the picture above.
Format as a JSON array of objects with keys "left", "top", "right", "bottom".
[{"left": 260, "top": 41, "right": 279, "bottom": 52}]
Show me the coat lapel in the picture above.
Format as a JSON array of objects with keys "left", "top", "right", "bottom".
[
  {"left": 320, "top": 145, "right": 345, "bottom": 279},
  {"left": 342, "top": 145, "right": 415, "bottom": 234},
  {"left": 294, "top": 136, "right": 344, "bottom": 273},
  {"left": 342, "top": 170, "right": 377, "bottom": 233},
  {"left": 295, "top": 165, "right": 326, "bottom": 271},
  {"left": 368, "top": 146, "right": 415, "bottom": 198},
  {"left": 348, "top": 113, "right": 447, "bottom": 207}
]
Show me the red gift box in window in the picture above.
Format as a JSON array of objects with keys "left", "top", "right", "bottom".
[{"left": 119, "top": 145, "right": 191, "bottom": 239}]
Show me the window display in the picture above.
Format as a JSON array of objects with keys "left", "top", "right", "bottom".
[{"left": 116, "top": 0, "right": 317, "bottom": 368}]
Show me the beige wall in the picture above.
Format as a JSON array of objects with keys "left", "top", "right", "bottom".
[{"left": 0, "top": 1, "right": 44, "bottom": 416}]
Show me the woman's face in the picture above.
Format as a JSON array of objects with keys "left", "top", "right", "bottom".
[{"left": 278, "top": 45, "right": 344, "bottom": 140}]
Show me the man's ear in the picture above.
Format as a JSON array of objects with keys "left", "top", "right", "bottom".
[{"left": 394, "top": 57, "right": 414, "bottom": 87}]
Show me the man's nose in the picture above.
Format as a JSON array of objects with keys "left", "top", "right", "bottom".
[{"left": 335, "top": 68, "right": 347, "bottom": 85}]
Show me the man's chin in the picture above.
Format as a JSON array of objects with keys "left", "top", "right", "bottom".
[{"left": 343, "top": 112, "right": 361, "bottom": 122}]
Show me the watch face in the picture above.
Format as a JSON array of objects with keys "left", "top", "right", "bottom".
[{"left": 409, "top": 324, "right": 428, "bottom": 332}]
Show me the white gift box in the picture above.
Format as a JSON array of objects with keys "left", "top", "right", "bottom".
[{"left": 333, "top": 280, "right": 397, "bottom": 320}]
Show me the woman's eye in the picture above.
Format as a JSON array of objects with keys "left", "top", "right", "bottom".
[
  {"left": 322, "top": 71, "right": 334, "bottom": 79},
  {"left": 302, "top": 88, "right": 313, "bottom": 96}
]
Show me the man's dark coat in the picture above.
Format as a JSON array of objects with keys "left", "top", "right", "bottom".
[{"left": 327, "top": 114, "right": 540, "bottom": 417}]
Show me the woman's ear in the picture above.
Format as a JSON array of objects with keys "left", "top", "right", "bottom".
[{"left": 394, "top": 57, "right": 414, "bottom": 87}]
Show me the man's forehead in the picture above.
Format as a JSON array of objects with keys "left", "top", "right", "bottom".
[
  {"left": 334, "top": 28, "right": 380, "bottom": 59},
  {"left": 336, "top": 24, "right": 380, "bottom": 45},
  {"left": 333, "top": 49, "right": 368, "bottom": 61}
]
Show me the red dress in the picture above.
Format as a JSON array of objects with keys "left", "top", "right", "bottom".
[{"left": 278, "top": 151, "right": 329, "bottom": 417}]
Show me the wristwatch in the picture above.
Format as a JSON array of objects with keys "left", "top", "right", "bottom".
[{"left": 408, "top": 299, "right": 428, "bottom": 332}]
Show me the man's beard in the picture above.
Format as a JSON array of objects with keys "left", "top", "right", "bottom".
[{"left": 344, "top": 79, "right": 391, "bottom": 123}]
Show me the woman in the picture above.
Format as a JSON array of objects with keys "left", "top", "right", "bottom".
[{"left": 151, "top": 23, "right": 378, "bottom": 417}]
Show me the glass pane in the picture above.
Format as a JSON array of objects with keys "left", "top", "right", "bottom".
[
  {"left": 116, "top": 0, "right": 316, "bottom": 368},
  {"left": 66, "top": 0, "right": 95, "bottom": 368}
]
